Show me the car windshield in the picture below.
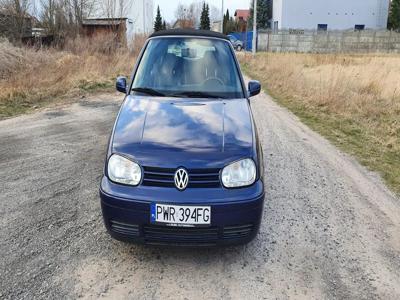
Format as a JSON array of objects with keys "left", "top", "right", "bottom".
[{"left": 131, "top": 37, "right": 244, "bottom": 99}]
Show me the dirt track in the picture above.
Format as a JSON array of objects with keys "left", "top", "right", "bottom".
[{"left": 1, "top": 90, "right": 400, "bottom": 299}]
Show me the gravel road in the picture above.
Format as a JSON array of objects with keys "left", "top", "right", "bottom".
[{"left": 1, "top": 90, "right": 400, "bottom": 300}]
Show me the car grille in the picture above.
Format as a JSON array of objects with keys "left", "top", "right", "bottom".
[
  {"left": 110, "top": 220, "right": 140, "bottom": 237},
  {"left": 222, "top": 224, "right": 254, "bottom": 239},
  {"left": 110, "top": 221, "right": 255, "bottom": 245},
  {"left": 143, "top": 225, "right": 219, "bottom": 246},
  {"left": 142, "top": 166, "right": 221, "bottom": 188}
]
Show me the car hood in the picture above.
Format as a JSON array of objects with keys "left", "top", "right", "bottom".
[{"left": 111, "top": 96, "right": 254, "bottom": 168}]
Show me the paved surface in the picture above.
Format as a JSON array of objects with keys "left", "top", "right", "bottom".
[{"left": 1, "top": 91, "right": 400, "bottom": 300}]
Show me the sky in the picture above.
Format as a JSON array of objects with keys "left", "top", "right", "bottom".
[{"left": 155, "top": 0, "right": 251, "bottom": 22}]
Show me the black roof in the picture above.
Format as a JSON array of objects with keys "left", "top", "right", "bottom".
[{"left": 149, "top": 29, "right": 229, "bottom": 41}]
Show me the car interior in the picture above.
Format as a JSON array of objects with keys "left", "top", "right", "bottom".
[{"left": 147, "top": 43, "right": 239, "bottom": 91}]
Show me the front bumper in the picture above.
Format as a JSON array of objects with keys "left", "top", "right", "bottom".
[{"left": 100, "top": 176, "right": 265, "bottom": 247}]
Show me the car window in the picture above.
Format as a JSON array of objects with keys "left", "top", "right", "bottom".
[{"left": 132, "top": 37, "right": 244, "bottom": 99}]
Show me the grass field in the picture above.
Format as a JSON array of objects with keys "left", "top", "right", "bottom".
[
  {"left": 0, "top": 34, "right": 143, "bottom": 118},
  {"left": 239, "top": 52, "right": 400, "bottom": 194}
]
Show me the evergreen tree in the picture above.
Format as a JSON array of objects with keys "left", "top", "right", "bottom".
[
  {"left": 200, "top": 2, "right": 206, "bottom": 29},
  {"left": 248, "top": 0, "right": 270, "bottom": 29},
  {"left": 227, "top": 16, "right": 238, "bottom": 34},
  {"left": 205, "top": 4, "right": 211, "bottom": 30},
  {"left": 223, "top": 9, "right": 238, "bottom": 34},
  {"left": 389, "top": 0, "right": 400, "bottom": 30},
  {"left": 162, "top": 20, "right": 167, "bottom": 30},
  {"left": 200, "top": 2, "right": 211, "bottom": 30},
  {"left": 223, "top": 9, "right": 230, "bottom": 34},
  {"left": 154, "top": 6, "right": 163, "bottom": 32}
]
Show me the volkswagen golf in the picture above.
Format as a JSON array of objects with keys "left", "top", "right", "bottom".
[{"left": 100, "top": 29, "right": 265, "bottom": 246}]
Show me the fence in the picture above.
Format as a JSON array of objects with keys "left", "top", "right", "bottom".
[{"left": 257, "top": 30, "right": 400, "bottom": 53}]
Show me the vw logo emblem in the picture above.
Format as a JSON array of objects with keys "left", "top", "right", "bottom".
[{"left": 174, "top": 168, "right": 189, "bottom": 190}]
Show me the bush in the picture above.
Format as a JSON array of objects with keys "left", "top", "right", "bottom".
[{"left": 0, "top": 38, "right": 30, "bottom": 79}]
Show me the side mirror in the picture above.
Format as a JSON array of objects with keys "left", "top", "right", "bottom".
[
  {"left": 116, "top": 76, "right": 127, "bottom": 93},
  {"left": 248, "top": 80, "right": 261, "bottom": 97}
]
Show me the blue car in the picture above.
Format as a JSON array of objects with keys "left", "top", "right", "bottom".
[
  {"left": 228, "top": 34, "right": 244, "bottom": 51},
  {"left": 100, "top": 29, "right": 264, "bottom": 246}
]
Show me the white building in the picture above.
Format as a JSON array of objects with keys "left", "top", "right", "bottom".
[
  {"left": 272, "top": 0, "right": 390, "bottom": 31},
  {"left": 123, "top": 0, "right": 154, "bottom": 38}
]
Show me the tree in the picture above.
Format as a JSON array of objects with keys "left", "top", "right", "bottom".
[
  {"left": 100, "top": 0, "right": 127, "bottom": 25},
  {"left": 162, "top": 20, "right": 166, "bottom": 30},
  {"left": 174, "top": 1, "right": 217, "bottom": 29},
  {"left": 200, "top": 2, "right": 206, "bottom": 29},
  {"left": 200, "top": 2, "right": 210, "bottom": 30},
  {"left": 205, "top": 4, "right": 210, "bottom": 30},
  {"left": 223, "top": 9, "right": 238, "bottom": 34},
  {"left": 388, "top": 0, "right": 400, "bottom": 30},
  {"left": 248, "top": 0, "right": 270, "bottom": 29},
  {"left": 39, "top": 0, "right": 96, "bottom": 40},
  {"left": 175, "top": 3, "right": 194, "bottom": 22},
  {"left": 154, "top": 5, "right": 162, "bottom": 31},
  {"left": 174, "top": 3, "right": 195, "bottom": 28},
  {"left": 0, "top": 0, "right": 32, "bottom": 42},
  {"left": 223, "top": 9, "right": 229, "bottom": 34},
  {"left": 40, "top": 0, "right": 65, "bottom": 38}
]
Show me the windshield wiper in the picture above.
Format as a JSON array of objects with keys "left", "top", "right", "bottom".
[
  {"left": 132, "top": 87, "right": 166, "bottom": 97},
  {"left": 168, "top": 91, "right": 225, "bottom": 99}
]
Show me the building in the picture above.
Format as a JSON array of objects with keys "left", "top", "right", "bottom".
[
  {"left": 211, "top": 21, "right": 222, "bottom": 32},
  {"left": 82, "top": 18, "right": 127, "bottom": 43},
  {"left": 124, "top": 0, "right": 154, "bottom": 37},
  {"left": 234, "top": 9, "right": 250, "bottom": 22},
  {"left": 92, "top": 0, "right": 154, "bottom": 45},
  {"left": 234, "top": 9, "right": 250, "bottom": 32},
  {"left": 271, "top": 0, "right": 390, "bottom": 31}
]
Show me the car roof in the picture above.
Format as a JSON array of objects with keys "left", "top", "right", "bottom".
[{"left": 149, "top": 29, "right": 229, "bottom": 41}]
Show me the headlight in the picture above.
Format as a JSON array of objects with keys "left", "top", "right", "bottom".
[
  {"left": 107, "top": 154, "right": 142, "bottom": 186},
  {"left": 221, "top": 158, "right": 256, "bottom": 188}
]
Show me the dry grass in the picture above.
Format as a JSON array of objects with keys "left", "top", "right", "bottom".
[
  {"left": 240, "top": 52, "right": 400, "bottom": 194},
  {"left": 0, "top": 34, "right": 144, "bottom": 118}
]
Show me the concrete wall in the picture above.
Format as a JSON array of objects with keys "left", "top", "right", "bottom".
[
  {"left": 258, "top": 30, "right": 400, "bottom": 53},
  {"left": 272, "top": 0, "right": 389, "bottom": 30}
]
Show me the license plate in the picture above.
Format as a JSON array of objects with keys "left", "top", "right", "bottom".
[{"left": 150, "top": 203, "right": 211, "bottom": 226}]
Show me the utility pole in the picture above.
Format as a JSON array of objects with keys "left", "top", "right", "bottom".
[
  {"left": 221, "top": 0, "right": 224, "bottom": 33},
  {"left": 143, "top": 0, "right": 146, "bottom": 33},
  {"left": 252, "top": 0, "right": 257, "bottom": 55}
]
